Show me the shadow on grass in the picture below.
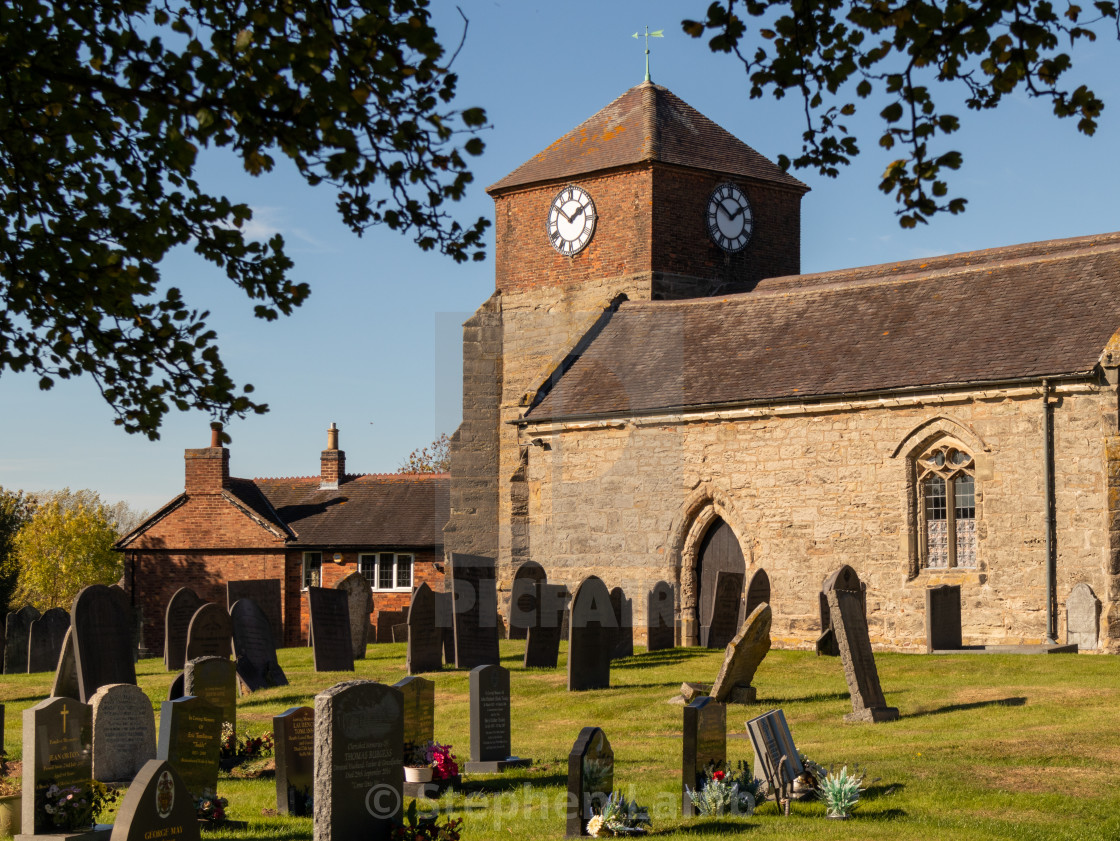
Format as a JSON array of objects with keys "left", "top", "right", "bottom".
[
  {"left": 755, "top": 691, "right": 851, "bottom": 705},
  {"left": 906, "top": 696, "right": 1026, "bottom": 718},
  {"left": 677, "top": 819, "right": 757, "bottom": 834},
  {"left": 459, "top": 773, "right": 568, "bottom": 793},
  {"left": 863, "top": 782, "right": 906, "bottom": 800},
  {"left": 612, "top": 649, "right": 714, "bottom": 669}
]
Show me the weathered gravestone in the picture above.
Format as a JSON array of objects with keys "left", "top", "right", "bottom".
[
  {"left": 435, "top": 591, "right": 455, "bottom": 665},
  {"left": 406, "top": 583, "right": 443, "bottom": 674},
  {"left": 465, "top": 665, "right": 529, "bottom": 773},
  {"left": 568, "top": 576, "right": 614, "bottom": 691},
  {"left": 392, "top": 676, "right": 434, "bottom": 752},
  {"left": 391, "top": 624, "right": 408, "bottom": 643},
  {"left": 72, "top": 584, "right": 137, "bottom": 703},
  {"left": 108, "top": 584, "right": 143, "bottom": 664},
  {"left": 184, "top": 657, "right": 237, "bottom": 730},
  {"left": 51, "top": 626, "right": 80, "bottom": 700},
  {"left": 450, "top": 554, "right": 500, "bottom": 669},
  {"left": 647, "top": 581, "right": 675, "bottom": 652},
  {"left": 682, "top": 697, "right": 726, "bottom": 817},
  {"left": 156, "top": 696, "right": 223, "bottom": 799},
  {"left": 185, "top": 604, "right": 232, "bottom": 662},
  {"left": 704, "top": 571, "right": 744, "bottom": 650},
  {"left": 816, "top": 565, "right": 866, "bottom": 657},
  {"left": 273, "top": 707, "right": 314, "bottom": 816},
  {"left": 108, "top": 759, "right": 201, "bottom": 841},
  {"left": 925, "top": 584, "right": 963, "bottom": 652},
  {"left": 308, "top": 588, "right": 355, "bottom": 673},
  {"left": 28, "top": 608, "right": 70, "bottom": 674},
  {"left": 609, "top": 587, "right": 634, "bottom": 659},
  {"left": 710, "top": 603, "right": 772, "bottom": 703},
  {"left": 91, "top": 683, "right": 156, "bottom": 783},
  {"left": 21, "top": 696, "right": 93, "bottom": 834},
  {"left": 334, "top": 572, "right": 373, "bottom": 659},
  {"left": 566, "top": 727, "right": 613, "bottom": 838},
  {"left": 230, "top": 598, "right": 289, "bottom": 692},
  {"left": 744, "top": 569, "right": 771, "bottom": 621},
  {"left": 5, "top": 605, "right": 40, "bottom": 675},
  {"left": 226, "top": 580, "right": 283, "bottom": 649},
  {"left": 164, "top": 588, "right": 206, "bottom": 672},
  {"left": 1066, "top": 583, "right": 1101, "bottom": 651},
  {"left": 508, "top": 561, "right": 546, "bottom": 640},
  {"left": 313, "top": 680, "right": 403, "bottom": 841},
  {"left": 525, "top": 583, "right": 568, "bottom": 669},
  {"left": 828, "top": 589, "right": 899, "bottom": 723},
  {"left": 746, "top": 708, "right": 804, "bottom": 807},
  {"left": 167, "top": 673, "right": 185, "bottom": 702}
]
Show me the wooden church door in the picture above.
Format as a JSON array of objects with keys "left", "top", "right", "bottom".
[{"left": 696, "top": 517, "right": 745, "bottom": 646}]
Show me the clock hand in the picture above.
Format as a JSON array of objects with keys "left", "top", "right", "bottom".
[
  {"left": 720, "top": 201, "right": 745, "bottom": 221},
  {"left": 568, "top": 204, "right": 586, "bottom": 222},
  {"left": 555, "top": 205, "right": 574, "bottom": 223}
]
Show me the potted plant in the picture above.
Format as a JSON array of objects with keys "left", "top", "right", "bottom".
[
  {"left": 817, "top": 765, "right": 865, "bottom": 819},
  {"left": 404, "top": 743, "right": 434, "bottom": 783}
]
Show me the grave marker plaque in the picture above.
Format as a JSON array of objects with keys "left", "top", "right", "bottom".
[
  {"left": 746, "top": 709, "right": 803, "bottom": 803},
  {"left": 72, "top": 584, "right": 137, "bottom": 702},
  {"left": 108, "top": 759, "right": 201, "bottom": 841},
  {"left": 1066, "top": 583, "right": 1101, "bottom": 651},
  {"left": 925, "top": 584, "right": 963, "bottom": 652},
  {"left": 525, "top": 583, "right": 568, "bottom": 669},
  {"left": 705, "top": 571, "right": 744, "bottom": 650},
  {"left": 91, "top": 683, "right": 156, "bottom": 783},
  {"left": 51, "top": 626, "right": 80, "bottom": 700},
  {"left": 828, "top": 589, "right": 899, "bottom": 723},
  {"left": 274, "top": 707, "right": 314, "bottom": 816},
  {"left": 464, "top": 665, "right": 529, "bottom": 773},
  {"left": 164, "top": 589, "right": 206, "bottom": 672},
  {"left": 226, "top": 580, "right": 283, "bottom": 649},
  {"left": 682, "top": 697, "right": 726, "bottom": 817},
  {"left": 335, "top": 572, "right": 373, "bottom": 659},
  {"left": 308, "top": 587, "right": 355, "bottom": 672},
  {"left": 508, "top": 561, "right": 546, "bottom": 640},
  {"left": 185, "top": 603, "right": 232, "bottom": 662},
  {"left": 745, "top": 569, "right": 771, "bottom": 620},
  {"left": 566, "top": 727, "right": 613, "bottom": 837},
  {"left": 406, "top": 584, "right": 442, "bottom": 674},
  {"left": 568, "top": 576, "right": 613, "bottom": 691},
  {"left": 4, "top": 605, "right": 40, "bottom": 674},
  {"left": 451, "top": 554, "right": 500, "bottom": 669},
  {"left": 230, "top": 598, "right": 289, "bottom": 691},
  {"left": 647, "top": 581, "right": 675, "bottom": 652},
  {"left": 184, "top": 657, "right": 237, "bottom": 730},
  {"left": 22, "top": 696, "right": 92, "bottom": 834},
  {"left": 392, "top": 676, "right": 434, "bottom": 751},
  {"left": 28, "top": 607, "right": 70, "bottom": 674},
  {"left": 609, "top": 587, "right": 634, "bottom": 659},
  {"left": 156, "top": 696, "right": 222, "bottom": 800},
  {"left": 711, "top": 603, "right": 772, "bottom": 703}
]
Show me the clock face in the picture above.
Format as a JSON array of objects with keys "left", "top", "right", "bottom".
[
  {"left": 547, "top": 185, "right": 597, "bottom": 255},
  {"left": 706, "top": 182, "right": 753, "bottom": 253}
]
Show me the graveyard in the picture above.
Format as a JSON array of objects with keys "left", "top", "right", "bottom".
[{"left": 0, "top": 638, "right": 1117, "bottom": 841}]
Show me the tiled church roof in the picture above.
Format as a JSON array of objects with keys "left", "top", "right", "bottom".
[{"left": 525, "top": 232, "right": 1120, "bottom": 421}]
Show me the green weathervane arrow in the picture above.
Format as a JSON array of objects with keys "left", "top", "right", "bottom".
[{"left": 632, "top": 26, "right": 664, "bottom": 83}]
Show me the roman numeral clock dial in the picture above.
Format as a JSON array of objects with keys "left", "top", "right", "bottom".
[
  {"left": 547, "top": 185, "right": 597, "bottom": 255},
  {"left": 706, "top": 182, "right": 753, "bottom": 253}
]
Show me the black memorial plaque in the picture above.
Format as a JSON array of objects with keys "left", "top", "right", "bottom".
[
  {"left": 72, "top": 584, "right": 137, "bottom": 702},
  {"left": 273, "top": 706, "right": 314, "bottom": 816},
  {"left": 682, "top": 697, "right": 727, "bottom": 816},
  {"left": 568, "top": 576, "right": 614, "bottom": 691},
  {"left": 28, "top": 607, "right": 70, "bottom": 674},
  {"left": 230, "top": 597, "right": 289, "bottom": 691},
  {"left": 164, "top": 588, "right": 206, "bottom": 671},
  {"left": 185, "top": 603, "right": 232, "bottom": 661},
  {"left": 647, "top": 581, "right": 675, "bottom": 652},
  {"left": 566, "top": 727, "right": 613, "bottom": 837},
  {"left": 451, "top": 554, "right": 500, "bottom": 669}
]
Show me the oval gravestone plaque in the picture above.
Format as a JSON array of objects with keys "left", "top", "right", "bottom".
[
  {"left": 185, "top": 603, "right": 232, "bottom": 662},
  {"left": 164, "top": 588, "right": 206, "bottom": 672},
  {"left": 109, "top": 759, "right": 201, "bottom": 841}
]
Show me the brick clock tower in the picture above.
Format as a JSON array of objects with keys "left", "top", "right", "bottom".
[{"left": 446, "top": 81, "right": 810, "bottom": 607}]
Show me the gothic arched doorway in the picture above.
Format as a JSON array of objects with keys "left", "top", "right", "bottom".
[{"left": 695, "top": 516, "right": 746, "bottom": 647}]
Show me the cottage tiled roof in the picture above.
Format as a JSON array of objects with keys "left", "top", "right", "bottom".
[
  {"left": 487, "top": 82, "right": 808, "bottom": 194},
  {"left": 525, "top": 232, "right": 1120, "bottom": 421}
]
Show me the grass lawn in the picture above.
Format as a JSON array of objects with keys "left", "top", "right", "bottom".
[{"left": 2, "top": 640, "right": 1118, "bottom": 840}]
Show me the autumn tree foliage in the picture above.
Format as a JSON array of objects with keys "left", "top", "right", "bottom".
[
  {"left": 0, "top": 487, "right": 37, "bottom": 614},
  {"left": 399, "top": 433, "right": 451, "bottom": 474}
]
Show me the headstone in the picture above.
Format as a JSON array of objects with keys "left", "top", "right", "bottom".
[
  {"left": 392, "top": 676, "right": 435, "bottom": 752},
  {"left": 406, "top": 584, "right": 443, "bottom": 674},
  {"left": 744, "top": 568, "right": 771, "bottom": 620},
  {"left": 1066, "top": 583, "right": 1101, "bottom": 651},
  {"left": 274, "top": 707, "right": 314, "bottom": 816},
  {"left": 434, "top": 591, "right": 455, "bottom": 664},
  {"left": 705, "top": 571, "right": 744, "bottom": 650},
  {"left": 568, "top": 576, "right": 614, "bottom": 691},
  {"left": 816, "top": 565, "right": 866, "bottom": 657},
  {"left": 925, "top": 584, "right": 963, "bottom": 652},
  {"left": 72, "top": 583, "right": 137, "bottom": 702},
  {"left": 168, "top": 673, "right": 185, "bottom": 702},
  {"left": 109, "top": 584, "right": 142, "bottom": 664},
  {"left": 508, "top": 561, "right": 546, "bottom": 640},
  {"left": 711, "top": 603, "right": 772, "bottom": 703},
  {"left": 108, "top": 759, "right": 201, "bottom": 841},
  {"left": 313, "top": 680, "right": 403, "bottom": 841},
  {"left": 184, "top": 657, "right": 237, "bottom": 730},
  {"left": 745, "top": 709, "right": 803, "bottom": 800},
  {"left": 524, "top": 583, "right": 568, "bottom": 669},
  {"left": 51, "top": 626, "right": 80, "bottom": 700},
  {"left": 164, "top": 588, "right": 206, "bottom": 672},
  {"left": 27, "top": 607, "right": 70, "bottom": 674},
  {"left": 828, "top": 589, "right": 899, "bottom": 722},
  {"left": 609, "top": 587, "right": 634, "bottom": 659},
  {"left": 230, "top": 597, "right": 289, "bottom": 691},
  {"left": 156, "top": 696, "right": 223, "bottom": 799},
  {"left": 308, "top": 587, "right": 355, "bottom": 672},
  {"left": 226, "top": 580, "right": 283, "bottom": 649},
  {"left": 565, "top": 727, "right": 613, "bottom": 837},
  {"left": 335, "top": 572, "right": 373, "bottom": 659},
  {"left": 450, "top": 554, "right": 501, "bottom": 669},
  {"left": 185, "top": 603, "right": 232, "bottom": 662},
  {"left": 682, "top": 697, "right": 726, "bottom": 817},
  {"left": 21, "top": 696, "right": 93, "bottom": 833},
  {"left": 646, "top": 581, "right": 675, "bottom": 652},
  {"left": 4, "top": 605, "right": 40, "bottom": 674},
  {"left": 464, "top": 665, "right": 529, "bottom": 773},
  {"left": 91, "top": 683, "right": 157, "bottom": 783},
  {"left": 391, "top": 623, "right": 408, "bottom": 643}
]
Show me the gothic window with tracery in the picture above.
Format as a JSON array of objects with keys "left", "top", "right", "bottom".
[{"left": 917, "top": 444, "right": 977, "bottom": 569}]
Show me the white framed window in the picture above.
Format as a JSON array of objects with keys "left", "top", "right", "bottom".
[
  {"left": 302, "top": 551, "right": 322, "bottom": 589},
  {"left": 917, "top": 445, "right": 977, "bottom": 570},
  {"left": 358, "top": 552, "right": 413, "bottom": 591}
]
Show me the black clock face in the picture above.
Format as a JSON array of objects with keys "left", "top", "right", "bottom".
[
  {"left": 547, "top": 185, "right": 597, "bottom": 255},
  {"left": 706, "top": 182, "right": 753, "bottom": 253}
]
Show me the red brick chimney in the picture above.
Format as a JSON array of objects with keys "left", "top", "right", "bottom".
[
  {"left": 185, "top": 422, "right": 230, "bottom": 494},
  {"left": 321, "top": 423, "right": 345, "bottom": 490}
]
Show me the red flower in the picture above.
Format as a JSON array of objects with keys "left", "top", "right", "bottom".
[{"left": 712, "top": 770, "right": 726, "bottom": 781}]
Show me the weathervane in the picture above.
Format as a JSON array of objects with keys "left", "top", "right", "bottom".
[{"left": 632, "top": 26, "right": 664, "bottom": 83}]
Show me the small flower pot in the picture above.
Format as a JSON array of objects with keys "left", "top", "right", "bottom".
[
  {"left": 404, "top": 766, "right": 433, "bottom": 783},
  {"left": 0, "top": 794, "right": 21, "bottom": 838}
]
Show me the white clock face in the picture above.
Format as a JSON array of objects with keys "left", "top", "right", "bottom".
[
  {"left": 706, "top": 182, "right": 753, "bottom": 253},
  {"left": 547, "top": 185, "right": 597, "bottom": 255}
]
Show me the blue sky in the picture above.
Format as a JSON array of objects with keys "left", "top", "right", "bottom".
[{"left": 2, "top": 0, "right": 1119, "bottom": 514}]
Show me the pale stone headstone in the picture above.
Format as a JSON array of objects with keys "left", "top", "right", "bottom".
[
  {"left": 4, "top": 605, "right": 40, "bottom": 674},
  {"left": 50, "top": 625, "right": 80, "bottom": 700},
  {"left": 451, "top": 553, "right": 500, "bottom": 669},
  {"left": 27, "top": 607, "right": 70, "bottom": 674},
  {"left": 682, "top": 697, "right": 726, "bottom": 817},
  {"left": 274, "top": 706, "right": 314, "bottom": 816},
  {"left": 465, "top": 664, "right": 530, "bottom": 773},
  {"left": 524, "top": 583, "right": 567, "bottom": 669},
  {"left": 828, "top": 589, "right": 899, "bottom": 723},
  {"left": 704, "top": 571, "right": 744, "bottom": 650},
  {"left": 335, "top": 572, "right": 373, "bottom": 659},
  {"left": 566, "top": 727, "right": 613, "bottom": 837},
  {"left": 184, "top": 656, "right": 237, "bottom": 730},
  {"left": 647, "top": 581, "right": 675, "bottom": 652},
  {"left": 164, "top": 588, "right": 206, "bottom": 672},
  {"left": 925, "top": 584, "right": 962, "bottom": 652},
  {"left": 406, "top": 583, "right": 442, "bottom": 674},
  {"left": 91, "top": 683, "right": 157, "bottom": 783},
  {"left": 568, "top": 576, "right": 614, "bottom": 691},
  {"left": 230, "top": 597, "right": 289, "bottom": 691},
  {"left": 1066, "top": 583, "right": 1101, "bottom": 650},
  {"left": 108, "top": 759, "right": 201, "bottom": 841},
  {"left": 185, "top": 603, "right": 232, "bottom": 662},
  {"left": 22, "top": 696, "right": 93, "bottom": 833},
  {"left": 392, "top": 676, "right": 435, "bottom": 752},
  {"left": 156, "top": 696, "right": 222, "bottom": 800},
  {"left": 508, "top": 561, "right": 546, "bottom": 640},
  {"left": 745, "top": 709, "right": 804, "bottom": 800},
  {"left": 72, "top": 583, "right": 137, "bottom": 702},
  {"left": 711, "top": 603, "right": 772, "bottom": 703},
  {"left": 308, "top": 587, "right": 355, "bottom": 673},
  {"left": 226, "top": 580, "right": 283, "bottom": 649}
]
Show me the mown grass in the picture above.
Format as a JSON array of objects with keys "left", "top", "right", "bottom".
[{"left": 2, "top": 640, "right": 1119, "bottom": 840}]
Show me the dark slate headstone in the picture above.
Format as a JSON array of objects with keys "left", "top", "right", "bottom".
[
  {"left": 705, "top": 570, "right": 744, "bottom": 650},
  {"left": 184, "top": 657, "right": 237, "bottom": 730},
  {"left": 464, "top": 665, "right": 528, "bottom": 773},
  {"left": 28, "top": 607, "right": 70, "bottom": 674},
  {"left": 91, "top": 683, "right": 156, "bottom": 783},
  {"left": 156, "top": 696, "right": 222, "bottom": 799},
  {"left": 647, "top": 581, "right": 675, "bottom": 652},
  {"left": 391, "top": 623, "right": 408, "bottom": 643},
  {"left": 230, "top": 597, "right": 289, "bottom": 692},
  {"left": 22, "top": 696, "right": 93, "bottom": 833},
  {"left": 435, "top": 591, "right": 455, "bottom": 664},
  {"left": 313, "top": 680, "right": 403, "bottom": 841},
  {"left": 183, "top": 603, "right": 232, "bottom": 663},
  {"left": 817, "top": 565, "right": 867, "bottom": 657},
  {"left": 168, "top": 673, "right": 185, "bottom": 702},
  {"left": 609, "top": 587, "right": 634, "bottom": 659},
  {"left": 508, "top": 561, "right": 546, "bottom": 640},
  {"left": 568, "top": 576, "right": 614, "bottom": 691},
  {"left": 828, "top": 589, "right": 899, "bottom": 723},
  {"left": 108, "top": 759, "right": 201, "bottom": 841},
  {"left": 274, "top": 706, "right": 314, "bottom": 816},
  {"left": 745, "top": 568, "right": 771, "bottom": 620},
  {"left": 406, "top": 584, "right": 442, "bottom": 674},
  {"left": 1067, "top": 582, "right": 1101, "bottom": 650},
  {"left": 682, "top": 697, "right": 727, "bottom": 816},
  {"left": 164, "top": 588, "right": 206, "bottom": 672},
  {"left": 109, "top": 584, "right": 143, "bottom": 664},
  {"left": 525, "top": 583, "right": 568, "bottom": 669},
  {"left": 72, "top": 583, "right": 137, "bottom": 703},
  {"left": 566, "top": 727, "right": 613, "bottom": 837},
  {"left": 451, "top": 553, "right": 501, "bottom": 669},
  {"left": 925, "top": 584, "right": 963, "bottom": 652},
  {"left": 392, "top": 676, "right": 434, "bottom": 752},
  {"left": 226, "top": 580, "right": 283, "bottom": 649},
  {"left": 308, "top": 587, "right": 355, "bottom": 673},
  {"left": 51, "top": 625, "right": 80, "bottom": 700},
  {"left": 4, "top": 605, "right": 40, "bottom": 674},
  {"left": 335, "top": 572, "right": 373, "bottom": 659}
]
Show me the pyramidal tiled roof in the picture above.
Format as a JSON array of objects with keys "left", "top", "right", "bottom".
[{"left": 488, "top": 82, "right": 809, "bottom": 194}]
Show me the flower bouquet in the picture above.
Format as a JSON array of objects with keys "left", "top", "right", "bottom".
[{"left": 586, "top": 792, "right": 651, "bottom": 837}]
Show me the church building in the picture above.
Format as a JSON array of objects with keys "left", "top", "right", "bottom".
[{"left": 446, "top": 81, "right": 1120, "bottom": 652}]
